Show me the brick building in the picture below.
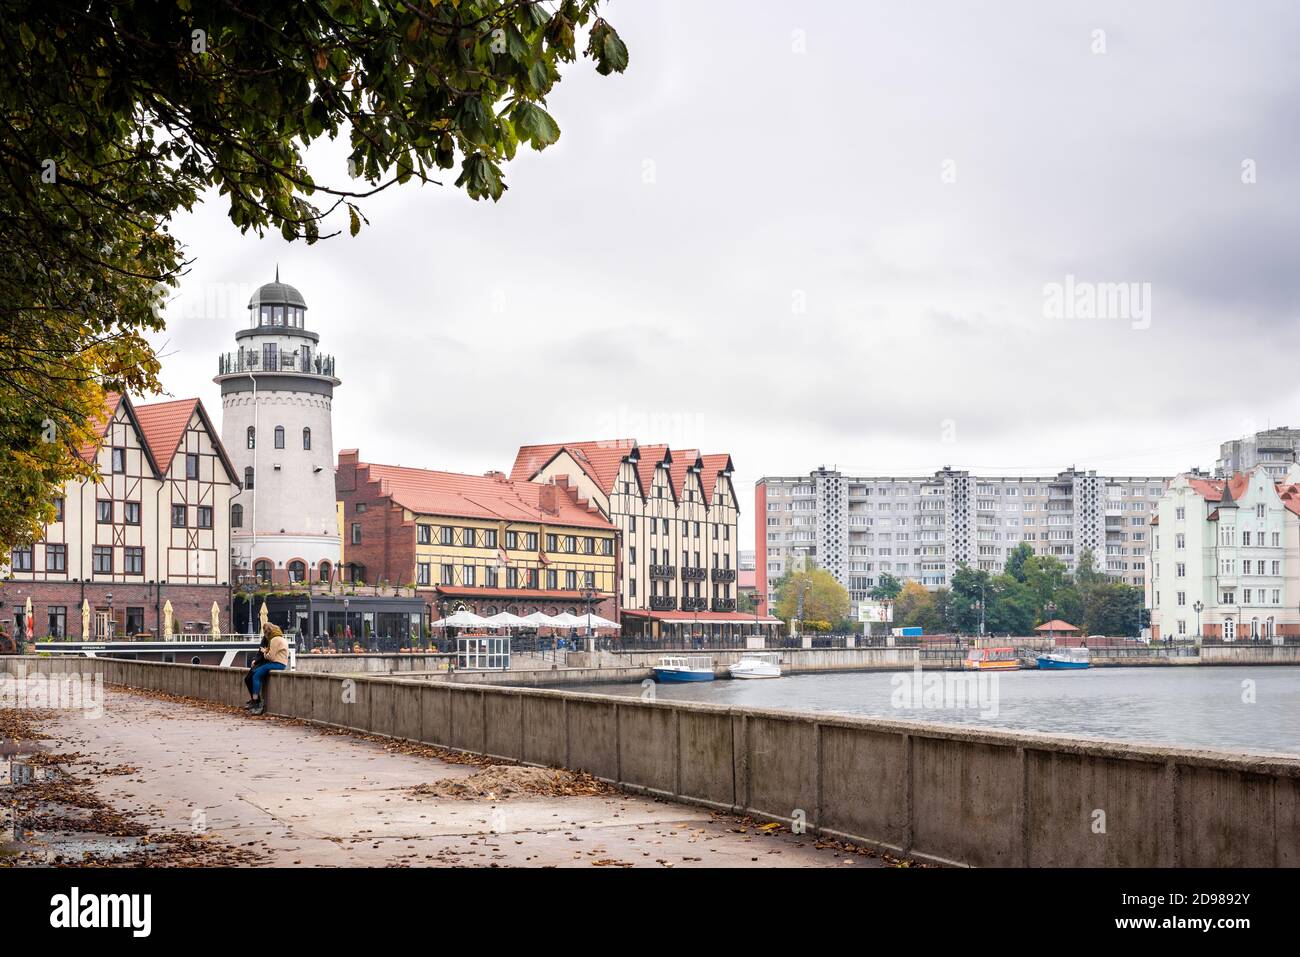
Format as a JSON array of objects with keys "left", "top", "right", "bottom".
[
  {"left": 336, "top": 450, "right": 618, "bottom": 622},
  {"left": 2, "top": 393, "right": 240, "bottom": 639}
]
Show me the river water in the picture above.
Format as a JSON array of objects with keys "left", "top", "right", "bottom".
[{"left": 566, "top": 666, "right": 1300, "bottom": 756}]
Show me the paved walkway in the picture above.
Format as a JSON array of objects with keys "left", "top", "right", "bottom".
[{"left": 13, "top": 688, "right": 895, "bottom": 868}]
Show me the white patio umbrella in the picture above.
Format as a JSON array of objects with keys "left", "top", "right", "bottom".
[
  {"left": 439, "top": 609, "right": 491, "bottom": 629},
  {"left": 485, "top": 612, "right": 530, "bottom": 629},
  {"left": 550, "top": 612, "right": 584, "bottom": 628},
  {"left": 522, "top": 611, "right": 564, "bottom": 628},
  {"left": 579, "top": 612, "right": 621, "bottom": 631}
]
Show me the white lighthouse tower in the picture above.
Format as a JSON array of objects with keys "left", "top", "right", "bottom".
[{"left": 215, "top": 273, "right": 341, "bottom": 586}]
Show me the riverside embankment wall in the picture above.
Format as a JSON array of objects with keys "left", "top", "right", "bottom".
[{"left": 4, "top": 656, "right": 1297, "bottom": 868}]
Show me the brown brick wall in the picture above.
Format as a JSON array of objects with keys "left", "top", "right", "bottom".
[
  {"left": 0, "top": 580, "right": 231, "bottom": 639},
  {"left": 335, "top": 453, "right": 416, "bottom": 586}
]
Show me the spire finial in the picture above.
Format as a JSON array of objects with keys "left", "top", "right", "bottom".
[{"left": 275, "top": 264, "right": 280, "bottom": 283}]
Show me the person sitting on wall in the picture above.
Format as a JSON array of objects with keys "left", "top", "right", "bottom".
[
  {"left": 247, "top": 623, "right": 289, "bottom": 716},
  {"left": 243, "top": 631, "right": 272, "bottom": 707}
]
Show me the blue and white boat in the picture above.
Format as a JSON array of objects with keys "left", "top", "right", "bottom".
[
  {"left": 1036, "top": 646, "right": 1091, "bottom": 670},
  {"left": 653, "top": 655, "right": 715, "bottom": 682}
]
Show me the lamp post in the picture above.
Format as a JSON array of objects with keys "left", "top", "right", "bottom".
[{"left": 106, "top": 592, "right": 114, "bottom": 640}]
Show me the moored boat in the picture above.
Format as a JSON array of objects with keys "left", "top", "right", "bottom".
[
  {"left": 728, "top": 652, "right": 782, "bottom": 679},
  {"left": 653, "top": 655, "right": 715, "bottom": 682},
  {"left": 1037, "top": 646, "right": 1091, "bottom": 670},
  {"left": 961, "top": 647, "right": 1020, "bottom": 671}
]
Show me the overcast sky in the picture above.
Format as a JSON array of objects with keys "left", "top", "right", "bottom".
[{"left": 148, "top": 0, "right": 1300, "bottom": 551}]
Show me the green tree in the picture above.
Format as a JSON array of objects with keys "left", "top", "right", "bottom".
[
  {"left": 949, "top": 563, "right": 991, "bottom": 634},
  {"left": 1004, "top": 542, "right": 1035, "bottom": 583},
  {"left": 893, "top": 579, "right": 933, "bottom": 630},
  {"left": 0, "top": 1, "right": 626, "bottom": 554},
  {"left": 870, "top": 572, "right": 903, "bottom": 601},
  {"left": 985, "top": 574, "right": 1036, "bottom": 635},
  {"left": 774, "top": 569, "right": 850, "bottom": 631}
]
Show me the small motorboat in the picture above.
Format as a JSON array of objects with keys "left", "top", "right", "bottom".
[
  {"left": 961, "top": 647, "right": 1020, "bottom": 671},
  {"left": 1037, "top": 646, "right": 1091, "bottom": 670},
  {"left": 653, "top": 655, "right": 715, "bottom": 682},
  {"left": 728, "top": 652, "right": 782, "bottom": 679}
]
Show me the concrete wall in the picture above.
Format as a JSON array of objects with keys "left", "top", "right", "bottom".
[
  {"left": 1201, "top": 645, "right": 1300, "bottom": 665},
  {"left": 295, "top": 653, "right": 448, "bottom": 674},
  {"left": 5, "top": 655, "right": 1297, "bottom": 868}
]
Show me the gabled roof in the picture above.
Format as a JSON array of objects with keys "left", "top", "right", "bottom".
[
  {"left": 510, "top": 440, "right": 736, "bottom": 507},
  {"left": 356, "top": 460, "right": 614, "bottom": 530},
  {"left": 1186, "top": 470, "right": 1300, "bottom": 518},
  {"left": 509, "top": 439, "right": 635, "bottom": 493},
  {"left": 77, "top": 392, "right": 238, "bottom": 484}
]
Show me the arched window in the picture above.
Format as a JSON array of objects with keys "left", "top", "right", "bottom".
[
  {"left": 246, "top": 426, "right": 255, "bottom": 449},
  {"left": 254, "top": 559, "right": 272, "bottom": 584},
  {"left": 244, "top": 467, "right": 254, "bottom": 490},
  {"left": 231, "top": 504, "right": 243, "bottom": 528},
  {"left": 302, "top": 427, "right": 312, "bottom": 450},
  {"left": 288, "top": 560, "right": 306, "bottom": 583},
  {"left": 318, "top": 560, "right": 332, "bottom": 583},
  {"left": 274, "top": 426, "right": 285, "bottom": 449},
  {"left": 348, "top": 563, "right": 366, "bottom": 584}
]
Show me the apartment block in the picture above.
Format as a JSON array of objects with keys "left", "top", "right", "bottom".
[
  {"left": 756, "top": 466, "right": 1169, "bottom": 613},
  {"left": 1217, "top": 427, "right": 1300, "bottom": 480}
]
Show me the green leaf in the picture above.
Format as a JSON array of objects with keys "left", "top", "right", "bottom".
[
  {"left": 348, "top": 204, "right": 360, "bottom": 237},
  {"left": 511, "top": 101, "right": 560, "bottom": 149}
]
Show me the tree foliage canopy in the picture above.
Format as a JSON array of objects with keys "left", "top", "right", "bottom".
[
  {"left": 773, "top": 568, "right": 851, "bottom": 631},
  {"left": 0, "top": 0, "right": 625, "bottom": 553}
]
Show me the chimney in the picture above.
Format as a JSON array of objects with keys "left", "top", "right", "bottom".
[
  {"left": 539, "top": 483, "right": 560, "bottom": 515},
  {"left": 483, "top": 470, "right": 507, "bottom": 482}
]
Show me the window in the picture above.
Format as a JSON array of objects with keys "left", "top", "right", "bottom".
[
  {"left": 1175, "top": 507, "right": 1185, "bottom": 520},
  {"left": 53, "top": 497, "right": 64, "bottom": 522},
  {"left": 97, "top": 500, "right": 113, "bottom": 524},
  {"left": 47, "top": 606, "right": 66, "bottom": 638},
  {"left": 231, "top": 503, "right": 243, "bottom": 528},
  {"left": 124, "top": 547, "right": 144, "bottom": 575},
  {"left": 463, "top": 565, "right": 476, "bottom": 587},
  {"left": 172, "top": 504, "right": 187, "bottom": 528},
  {"left": 125, "top": 607, "right": 145, "bottom": 635},
  {"left": 244, "top": 467, "right": 254, "bottom": 490},
  {"left": 10, "top": 547, "right": 33, "bottom": 571},
  {"left": 124, "top": 501, "right": 141, "bottom": 525},
  {"left": 441, "top": 564, "right": 454, "bottom": 585},
  {"left": 254, "top": 559, "right": 272, "bottom": 583},
  {"left": 46, "top": 544, "right": 66, "bottom": 572},
  {"left": 505, "top": 531, "right": 518, "bottom": 550},
  {"left": 546, "top": 534, "right": 558, "bottom": 552},
  {"left": 565, "top": 570, "right": 577, "bottom": 590},
  {"left": 546, "top": 569, "right": 558, "bottom": 590},
  {"left": 247, "top": 426, "right": 256, "bottom": 449},
  {"left": 440, "top": 526, "right": 454, "bottom": 545},
  {"left": 186, "top": 453, "right": 199, "bottom": 479},
  {"left": 356, "top": 502, "right": 367, "bottom": 513},
  {"left": 302, "top": 428, "right": 312, "bottom": 450},
  {"left": 351, "top": 523, "right": 361, "bottom": 545},
  {"left": 418, "top": 524, "right": 432, "bottom": 545},
  {"left": 197, "top": 506, "right": 213, "bottom": 529},
  {"left": 417, "top": 563, "right": 431, "bottom": 586},
  {"left": 274, "top": 426, "right": 285, "bottom": 449},
  {"left": 319, "top": 561, "right": 332, "bottom": 583},
  {"left": 602, "top": 538, "right": 613, "bottom": 555},
  {"left": 92, "top": 546, "right": 112, "bottom": 574},
  {"left": 463, "top": 528, "right": 476, "bottom": 548},
  {"left": 112, "top": 447, "right": 126, "bottom": 473},
  {"left": 525, "top": 532, "right": 537, "bottom": 551},
  {"left": 288, "top": 560, "right": 306, "bottom": 583},
  {"left": 484, "top": 566, "right": 498, "bottom": 588},
  {"left": 483, "top": 529, "right": 498, "bottom": 548}
]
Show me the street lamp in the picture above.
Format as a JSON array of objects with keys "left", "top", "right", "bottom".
[
  {"left": 106, "top": 592, "right": 114, "bottom": 639},
  {"left": 1192, "top": 599, "right": 1203, "bottom": 644}
]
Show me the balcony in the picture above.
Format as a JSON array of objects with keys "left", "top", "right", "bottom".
[
  {"left": 712, "top": 598, "right": 737, "bottom": 612},
  {"left": 681, "top": 566, "right": 707, "bottom": 582},
  {"left": 217, "top": 350, "right": 337, "bottom": 379},
  {"left": 649, "top": 564, "right": 676, "bottom": 580},
  {"left": 649, "top": 595, "right": 677, "bottom": 611},
  {"left": 711, "top": 568, "right": 736, "bottom": 583},
  {"left": 681, "top": 596, "right": 708, "bottom": 612}
]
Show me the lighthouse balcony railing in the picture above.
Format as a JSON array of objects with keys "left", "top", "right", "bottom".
[{"left": 218, "top": 351, "right": 336, "bottom": 377}]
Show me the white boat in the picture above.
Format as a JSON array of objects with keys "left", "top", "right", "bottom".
[
  {"left": 653, "top": 655, "right": 715, "bottom": 682},
  {"left": 728, "top": 652, "right": 782, "bottom": 679}
]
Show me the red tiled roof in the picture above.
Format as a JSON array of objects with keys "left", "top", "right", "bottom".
[
  {"left": 358, "top": 461, "right": 614, "bottom": 530},
  {"left": 508, "top": 439, "right": 635, "bottom": 490},
  {"left": 1187, "top": 472, "right": 1300, "bottom": 517},
  {"left": 1035, "top": 619, "right": 1079, "bottom": 631},
  {"left": 133, "top": 398, "right": 199, "bottom": 475},
  {"left": 77, "top": 392, "right": 124, "bottom": 463},
  {"left": 700, "top": 453, "right": 734, "bottom": 502},
  {"left": 510, "top": 440, "right": 735, "bottom": 507}
]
